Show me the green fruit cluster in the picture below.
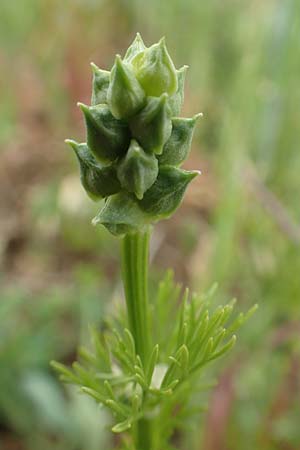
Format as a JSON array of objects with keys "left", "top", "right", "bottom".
[{"left": 66, "top": 33, "right": 201, "bottom": 236}]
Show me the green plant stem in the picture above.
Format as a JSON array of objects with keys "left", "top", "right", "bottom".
[{"left": 121, "top": 227, "right": 152, "bottom": 450}]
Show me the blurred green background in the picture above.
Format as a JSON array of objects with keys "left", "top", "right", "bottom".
[{"left": 1, "top": 0, "right": 299, "bottom": 449}]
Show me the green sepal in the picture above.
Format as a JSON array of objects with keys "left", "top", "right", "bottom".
[
  {"left": 138, "top": 165, "right": 199, "bottom": 218},
  {"left": 78, "top": 103, "right": 130, "bottom": 163},
  {"left": 107, "top": 55, "right": 146, "bottom": 120},
  {"left": 129, "top": 94, "right": 172, "bottom": 155},
  {"left": 117, "top": 139, "right": 158, "bottom": 200},
  {"left": 158, "top": 114, "right": 201, "bottom": 166},
  {"left": 90, "top": 63, "right": 110, "bottom": 106},
  {"left": 124, "top": 32, "right": 146, "bottom": 63},
  {"left": 168, "top": 66, "right": 188, "bottom": 116},
  {"left": 93, "top": 192, "right": 150, "bottom": 236},
  {"left": 65, "top": 139, "right": 121, "bottom": 200},
  {"left": 131, "top": 37, "right": 178, "bottom": 97}
]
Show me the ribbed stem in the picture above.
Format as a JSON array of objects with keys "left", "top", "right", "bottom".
[
  {"left": 121, "top": 228, "right": 151, "bottom": 362},
  {"left": 121, "top": 228, "right": 152, "bottom": 450}
]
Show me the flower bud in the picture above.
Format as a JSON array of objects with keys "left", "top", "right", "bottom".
[
  {"left": 78, "top": 103, "right": 130, "bottom": 163},
  {"left": 66, "top": 35, "right": 201, "bottom": 235},
  {"left": 90, "top": 63, "right": 110, "bottom": 105},
  {"left": 158, "top": 114, "right": 201, "bottom": 166},
  {"left": 65, "top": 139, "right": 121, "bottom": 200},
  {"left": 168, "top": 66, "right": 188, "bottom": 116},
  {"left": 107, "top": 55, "right": 146, "bottom": 120},
  {"left": 93, "top": 192, "right": 149, "bottom": 236},
  {"left": 124, "top": 32, "right": 146, "bottom": 63},
  {"left": 139, "top": 165, "right": 199, "bottom": 218},
  {"left": 129, "top": 94, "right": 172, "bottom": 155},
  {"left": 117, "top": 139, "right": 158, "bottom": 200},
  {"left": 131, "top": 37, "right": 178, "bottom": 97}
]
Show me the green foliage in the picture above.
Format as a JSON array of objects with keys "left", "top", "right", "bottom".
[
  {"left": 0, "top": 276, "right": 110, "bottom": 450},
  {"left": 67, "top": 34, "right": 200, "bottom": 236},
  {"left": 52, "top": 272, "right": 256, "bottom": 448}
]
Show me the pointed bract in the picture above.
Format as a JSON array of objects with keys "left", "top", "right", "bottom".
[
  {"left": 159, "top": 114, "right": 201, "bottom": 166},
  {"left": 93, "top": 191, "right": 150, "bottom": 236},
  {"left": 107, "top": 55, "right": 146, "bottom": 120},
  {"left": 124, "top": 33, "right": 146, "bottom": 63},
  {"left": 139, "top": 165, "right": 199, "bottom": 218},
  {"left": 90, "top": 63, "right": 110, "bottom": 105},
  {"left": 168, "top": 66, "right": 188, "bottom": 116},
  {"left": 117, "top": 139, "right": 158, "bottom": 199},
  {"left": 129, "top": 94, "right": 172, "bottom": 155},
  {"left": 131, "top": 37, "right": 178, "bottom": 97},
  {"left": 78, "top": 103, "right": 130, "bottom": 163},
  {"left": 65, "top": 139, "right": 121, "bottom": 200}
]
